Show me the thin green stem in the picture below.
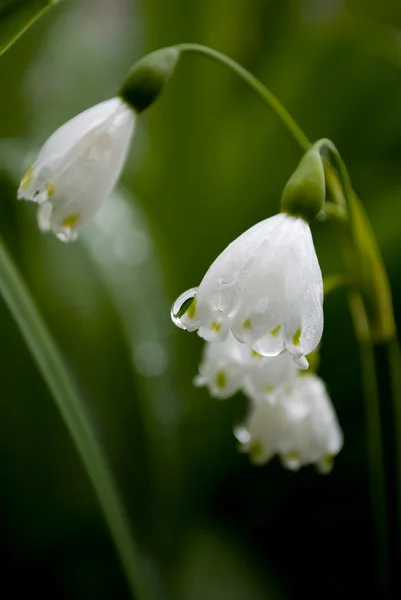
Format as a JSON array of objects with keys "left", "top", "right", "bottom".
[
  {"left": 323, "top": 145, "right": 394, "bottom": 590},
  {"left": 177, "top": 43, "right": 310, "bottom": 152},
  {"left": 349, "top": 292, "right": 390, "bottom": 590},
  {"left": 361, "top": 339, "right": 391, "bottom": 589},
  {"left": 0, "top": 240, "right": 151, "bottom": 600}
]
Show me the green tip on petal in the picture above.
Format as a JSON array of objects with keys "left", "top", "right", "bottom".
[
  {"left": 249, "top": 440, "right": 264, "bottom": 464},
  {"left": 301, "top": 350, "right": 320, "bottom": 375},
  {"left": 316, "top": 454, "right": 334, "bottom": 474},
  {"left": 280, "top": 149, "right": 326, "bottom": 222},
  {"left": 215, "top": 370, "right": 227, "bottom": 390},
  {"left": 119, "top": 47, "right": 180, "bottom": 112}
]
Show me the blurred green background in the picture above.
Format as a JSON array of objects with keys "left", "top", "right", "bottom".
[{"left": 1, "top": 0, "right": 401, "bottom": 598}]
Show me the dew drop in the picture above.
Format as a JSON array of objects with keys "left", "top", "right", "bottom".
[
  {"left": 170, "top": 287, "right": 198, "bottom": 330},
  {"left": 233, "top": 423, "right": 251, "bottom": 445}
]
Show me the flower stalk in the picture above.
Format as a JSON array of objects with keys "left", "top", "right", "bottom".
[{"left": 176, "top": 43, "right": 311, "bottom": 151}]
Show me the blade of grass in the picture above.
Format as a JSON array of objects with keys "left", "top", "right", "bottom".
[
  {"left": 0, "top": 238, "right": 152, "bottom": 600},
  {"left": 0, "top": 0, "right": 60, "bottom": 57}
]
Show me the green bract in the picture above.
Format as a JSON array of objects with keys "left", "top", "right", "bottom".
[
  {"left": 281, "top": 149, "right": 326, "bottom": 222},
  {"left": 119, "top": 47, "right": 180, "bottom": 113}
]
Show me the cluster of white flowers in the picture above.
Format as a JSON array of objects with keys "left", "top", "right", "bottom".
[
  {"left": 195, "top": 332, "right": 343, "bottom": 472},
  {"left": 172, "top": 208, "right": 343, "bottom": 473}
]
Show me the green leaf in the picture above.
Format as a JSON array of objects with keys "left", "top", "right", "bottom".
[
  {"left": 0, "top": 0, "right": 58, "bottom": 57},
  {"left": 0, "top": 238, "right": 151, "bottom": 600}
]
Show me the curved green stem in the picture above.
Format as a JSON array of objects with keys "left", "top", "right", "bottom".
[
  {"left": 349, "top": 292, "right": 390, "bottom": 589},
  {"left": 323, "top": 144, "right": 401, "bottom": 592},
  {"left": 315, "top": 139, "right": 395, "bottom": 341},
  {"left": 0, "top": 240, "right": 151, "bottom": 600},
  {"left": 176, "top": 43, "right": 310, "bottom": 152}
]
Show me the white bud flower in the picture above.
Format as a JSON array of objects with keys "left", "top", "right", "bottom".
[
  {"left": 194, "top": 331, "right": 297, "bottom": 401},
  {"left": 240, "top": 374, "right": 343, "bottom": 473},
  {"left": 172, "top": 213, "right": 323, "bottom": 368},
  {"left": 18, "top": 97, "right": 135, "bottom": 242}
]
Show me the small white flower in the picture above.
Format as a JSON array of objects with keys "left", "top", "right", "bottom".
[
  {"left": 18, "top": 97, "right": 135, "bottom": 242},
  {"left": 194, "top": 333, "right": 248, "bottom": 399},
  {"left": 242, "top": 350, "right": 298, "bottom": 404},
  {"left": 240, "top": 374, "right": 343, "bottom": 473},
  {"left": 172, "top": 213, "right": 323, "bottom": 368},
  {"left": 194, "top": 331, "right": 297, "bottom": 401}
]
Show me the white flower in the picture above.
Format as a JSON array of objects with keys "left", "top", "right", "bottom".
[
  {"left": 194, "top": 331, "right": 297, "bottom": 401},
  {"left": 172, "top": 213, "right": 323, "bottom": 368},
  {"left": 194, "top": 333, "right": 248, "bottom": 399},
  {"left": 240, "top": 374, "right": 343, "bottom": 473},
  {"left": 18, "top": 97, "right": 135, "bottom": 242},
  {"left": 241, "top": 350, "right": 298, "bottom": 404}
]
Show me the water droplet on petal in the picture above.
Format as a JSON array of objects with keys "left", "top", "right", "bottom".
[
  {"left": 170, "top": 287, "right": 198, "bottom": 330},
  {"left": 233, "top": 423, "right": 251, "bottom": 445}
]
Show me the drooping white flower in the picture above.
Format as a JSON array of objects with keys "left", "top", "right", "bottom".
[
  {"left": 194, "top": 331, "right": 298, "bottom": 401},
  {"left": 241, "top": 350, "right": 298, "bottom": 405},
  {"left": 194, "top": 332, "right": 249, "bottom": 399},
  {"left": 18, "top": 97, "right": 135, "bottom": 242},
  {"left": 239, "top": 374, "right": 343, "bottom": 473},
  {"left": 172, "top": 213, "right": 323, "bottom": 368}
]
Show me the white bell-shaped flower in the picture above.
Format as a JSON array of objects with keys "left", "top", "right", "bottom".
[
  {"left": 194, "top": 332, "right": 248, "bottom": 399},
  {"left": 242, "top": 350, "right": 298, "bottom": 404},
  {"left": 194, "top": 331, "right": 297, "bottom": 401},
  {"left": 172, "top": 213, "right": 323, "bottom": 368},
  {"left": 240, "top": 374, "right": 343, "bottom": 473},
  {"left": 18, "top": 97, "right": 135, "bottom": 242}
]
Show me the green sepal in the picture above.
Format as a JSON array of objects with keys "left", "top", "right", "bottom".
[
  {"left": 281, "top": 149, "right": 326, "bottom": 222},
  {"left": 119, "top": 47, "right": 180, "bottom": 113}
]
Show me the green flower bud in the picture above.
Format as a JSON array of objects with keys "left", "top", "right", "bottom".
[
  {"left": 119, "top": 47, "right": 180, "bottom": 113},
  {"left": 280, "top": 149, "right": 326, "bottom": 222}
]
